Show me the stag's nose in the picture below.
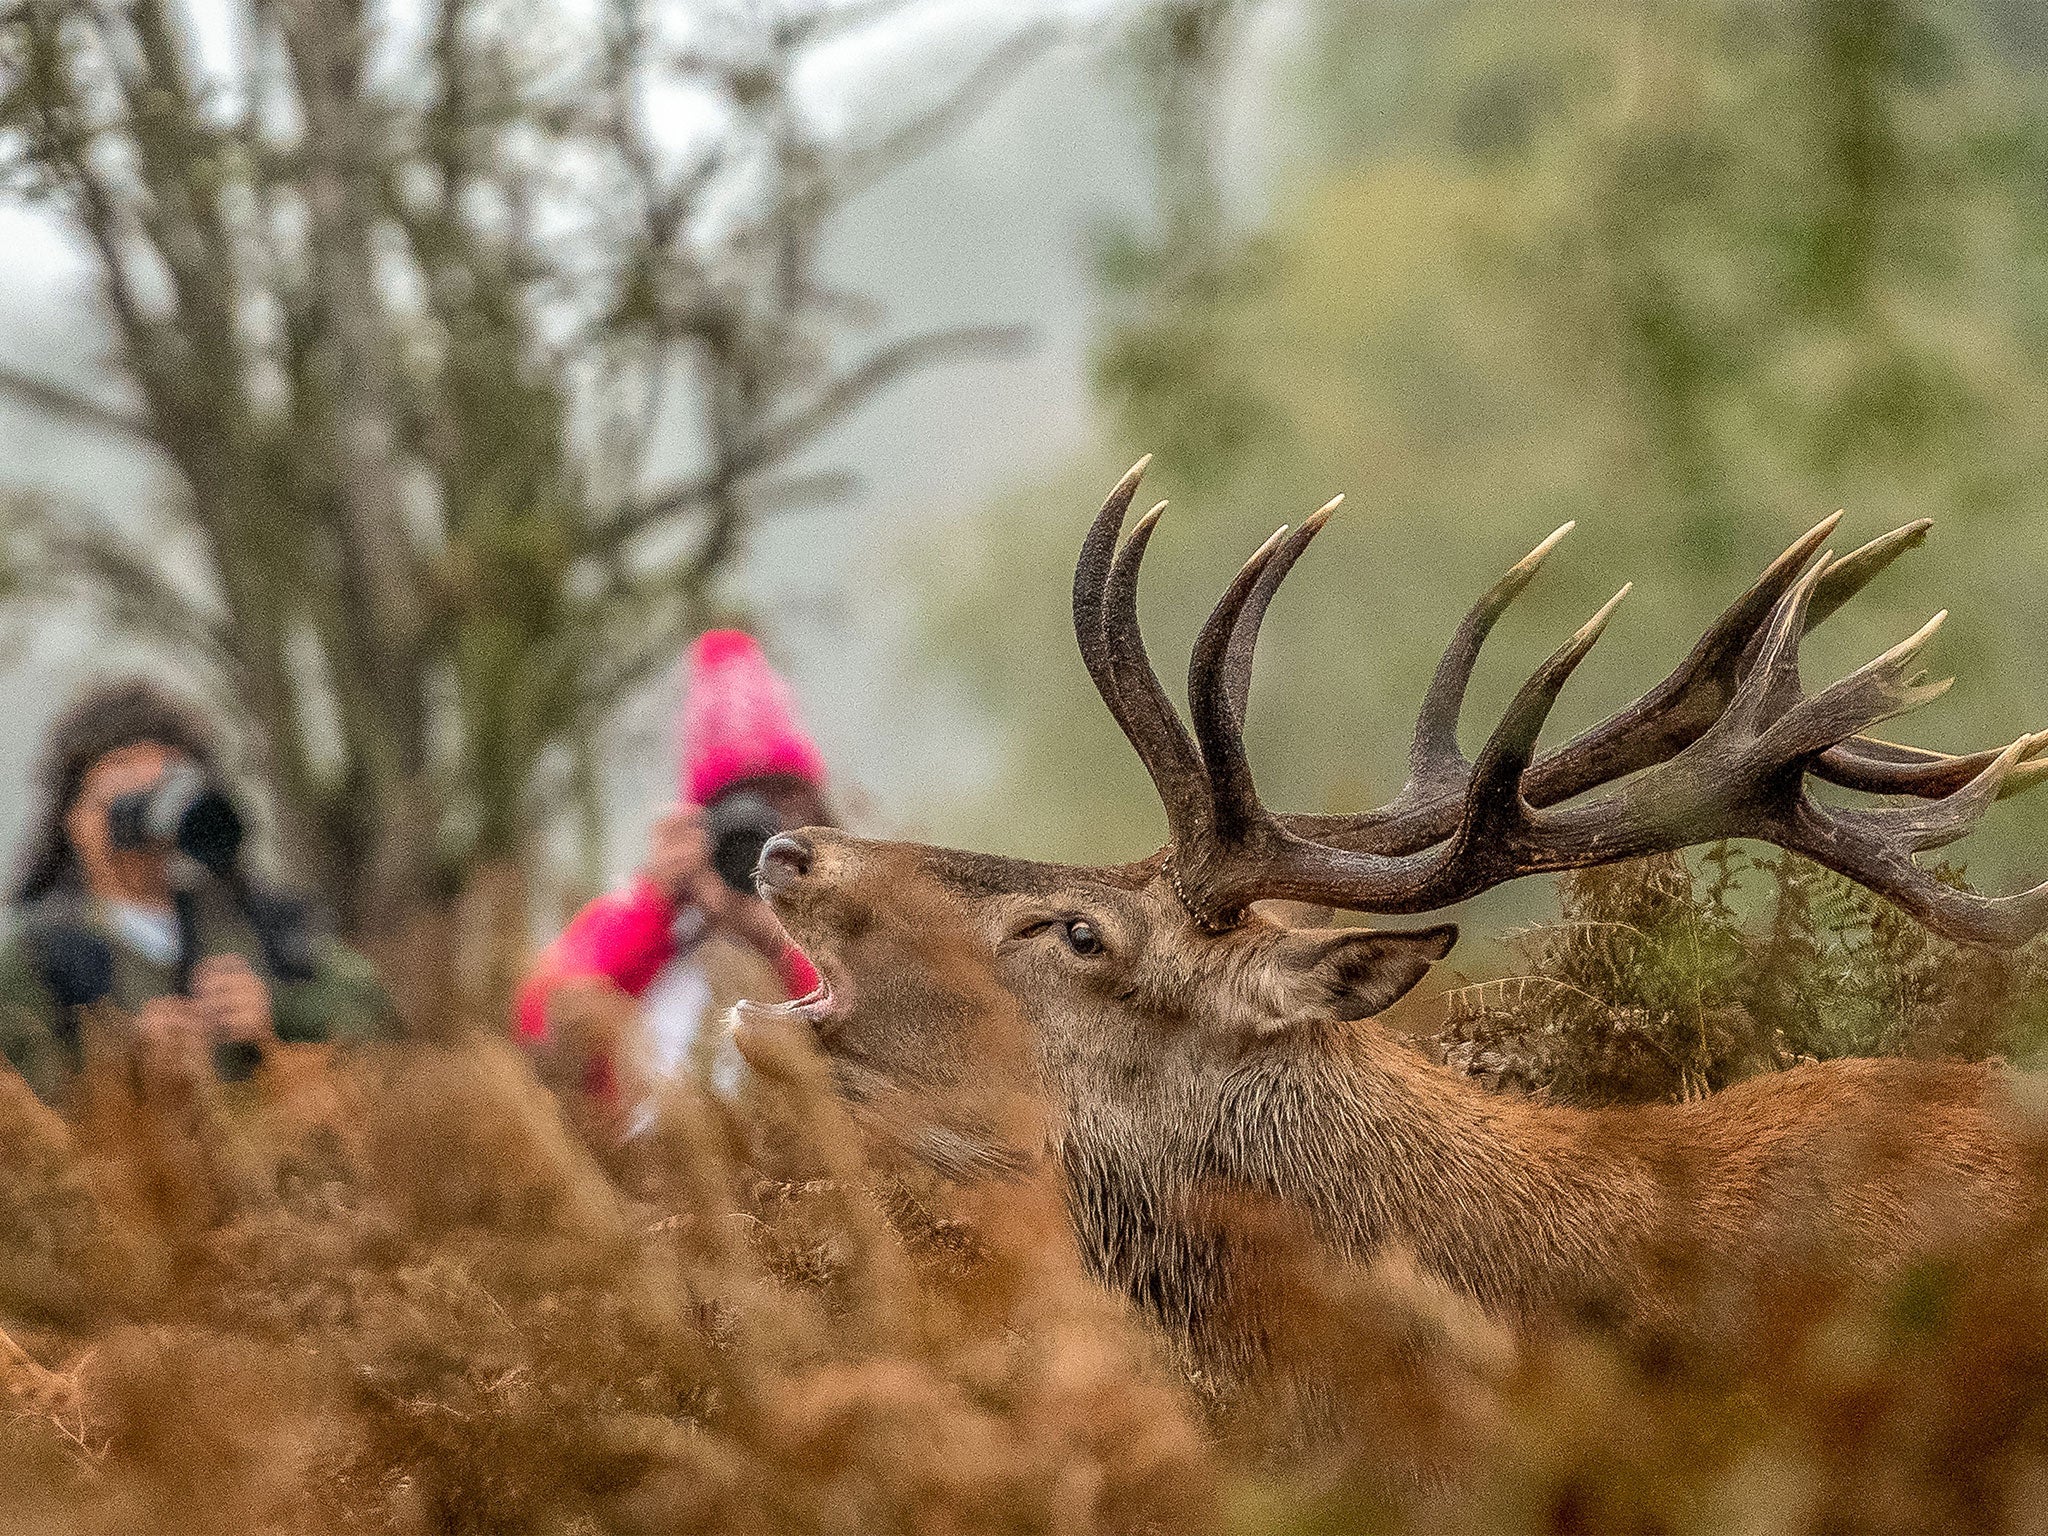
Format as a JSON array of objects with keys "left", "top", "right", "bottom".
[{"left": 755, "top": 832, "right": 814, "bottom": 895}]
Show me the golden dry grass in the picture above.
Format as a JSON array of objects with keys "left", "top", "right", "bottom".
[{"left": 4, "top": 968, "right": 2048, "bottom": 1534}]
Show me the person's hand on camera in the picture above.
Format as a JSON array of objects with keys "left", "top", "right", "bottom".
[
  {"left": 191, "top": 954, "right": 275, "bottom": 1045},
  {"left": 640, "top": 800, "right": 792, "bottom": 962},
  {"left": 642, "top": 805, "right": 713, "bottom": 904}
]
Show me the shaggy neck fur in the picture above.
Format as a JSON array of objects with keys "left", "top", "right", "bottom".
[{"left": 1053, "top": 1015, "right": 2022, "bottom": 1375}]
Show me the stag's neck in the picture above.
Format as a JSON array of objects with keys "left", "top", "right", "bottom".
[
  {"left": 1054, "top": 1023, "right": 1661, "bottom": 1355},
  {"left": 1057, "top": 1018, "right": 2016, "bottom": 1375},
  {"left": 1207, "top": 1026, "right": 1654, "bottom": 1321}
]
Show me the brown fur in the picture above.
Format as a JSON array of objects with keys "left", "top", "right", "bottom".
[{"left": 747, "top": 831, "right": 2031, "bottom": 1379}]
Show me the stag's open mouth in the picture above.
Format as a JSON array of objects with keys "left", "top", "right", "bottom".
[
  {"left": 756, "top": 956, "right": 849, "bottom": 1026},
  {"left": 728, "top": 944, "right": 853, "bottom": 1071},
  {"left": 781, "top": 972, "right": 842, "bottom": 1026}
]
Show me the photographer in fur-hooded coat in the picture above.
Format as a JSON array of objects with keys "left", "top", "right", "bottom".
[{"left": 0, "top": 679, "right": 397, "bottom": 1107}]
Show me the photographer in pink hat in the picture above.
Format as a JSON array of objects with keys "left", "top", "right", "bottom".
[{"left": 515, "top": 631, "right": 827, "bottom": 1125}]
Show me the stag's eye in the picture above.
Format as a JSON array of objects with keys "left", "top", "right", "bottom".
[{"left": 1062, "top": 919, "right": 1104, "bottom": 956}]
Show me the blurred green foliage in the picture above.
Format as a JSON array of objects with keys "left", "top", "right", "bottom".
[
  {"left": 923, "top": 0, "right": 2048, "bottom": 911},
  {"left": 1438, "top": 848, "right": 2048, "bottom": 1106},
  {"left": 1090, "top": 0, "right": 1278, "bottom": 485}
]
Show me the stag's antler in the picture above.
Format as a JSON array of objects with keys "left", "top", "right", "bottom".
[{"left": 1075, "top": 459, "right": 2048, "bottom": 942}]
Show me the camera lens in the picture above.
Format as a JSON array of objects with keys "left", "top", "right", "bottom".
[
  {"left": 102, "top": 763, "right": 244, "bottom": 878},
  {"left": 705, "top": 792, "right": 785, "bottom": 895},
  {"left": 176, "top": 786, "right": 243, "bottom": 877}
]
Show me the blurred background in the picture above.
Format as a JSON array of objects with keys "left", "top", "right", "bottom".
[{"left": 4, "top": 0, "right": 2047, "bottom": 996}]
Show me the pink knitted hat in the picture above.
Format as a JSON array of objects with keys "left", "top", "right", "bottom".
[{"left": 677, "top": 629, "right": 827, "bottom": 805}]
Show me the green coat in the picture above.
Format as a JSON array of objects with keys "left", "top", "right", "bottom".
[{"left": 0, "top": 878, "right": 397, "bottom": 1106}]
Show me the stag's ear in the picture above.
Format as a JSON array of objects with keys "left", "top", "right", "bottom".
[{"left": 1280, "top": 923, "right": 1458, "bottom": 1023}]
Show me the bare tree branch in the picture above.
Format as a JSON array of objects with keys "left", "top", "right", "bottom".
[
  {"left": 744, "top": 467, "right": 863, "bottom": 516},
  {"left": 828, "top": 21, "right": 1058, "bottom": 207},
  {"left": 601, "top": 320, "right": 1028, "bottom": 546},
  {"left": 0, "top": 500, "right": 231, "bottom": 666},
  {"left": 0, "top": 362, "right": 152, "bottom": 440},
  {"left": 781, "top": 0, "right": 920, "bottom": 50}
]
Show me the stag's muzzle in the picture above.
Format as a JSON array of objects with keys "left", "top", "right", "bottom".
[{"left": 754, "top": 831, "right": 815, "bottom": 896}]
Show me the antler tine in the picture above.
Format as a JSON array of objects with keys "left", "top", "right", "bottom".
[
  {"left": 1777, "top": 519, "right": 1988, "bottom": 801},
  {"left": 1842, "top": 731, "right": 2048, "bottom": 854},
  {"left": 1188, "top": 523, "right": 1296, "bottom": 839},
  {"left": 1781, "top": 797, "right": 2048, "bottom": 948},
  {"left": 1725, "top": 548, "right": 1838, "bottom": 736},
  {"left": 1806, "top": 519, "right": 1931, "bottom": 634},
  {"left": 1594, "top": 576, "right": 2048, "bottom": 946},
  {"left": 1193, "top": 588, "right": 1638, "bottom": 919},
  {"left": 1524, "top": 512, "right": 1840, "bottom": 805},
  {"left": 1074, "top": 456, "right": 1154, "bottom": 713},
  {"left": 1419, "top": 587, "right": 1633, "bottom": 890},
  {"left": 1472, "top": 587, "right": 1634, "bottom": 791},
  {"left": 1220, "top": 497, "right": 1343, "bottom": 728},
  {"left": 1074, "top": 458, "right": 1212, "bottom": 837},
  {"left": 1284, "top": 515, "right": 1838, "bottom": 858},
  {"left": 1406, "top": 520, "right": 1576, "bottom": 795},
  {"left": 1102, "top": 501, "right": 1211, "bottom": 834},
  {"left": 1759, "top": 609, "right": 1952, "bottom": 762},
  {"left": 1999, "top": 756, "right": 2048, "bottom": 799},
  {"left": 1197, "top": 581, "right": 1678, "bottom": 918},
  {"left": 1819, "top": 735, "right": 2048, "bottom": 799}
]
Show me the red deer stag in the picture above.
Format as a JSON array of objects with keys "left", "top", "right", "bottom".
[{"left": 736, "top": 460, "right": 2048, "bottom": 1375}]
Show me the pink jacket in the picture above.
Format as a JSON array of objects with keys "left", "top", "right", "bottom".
[{"left": 515, "top": 877, "right": 819, "bottom": 1091}]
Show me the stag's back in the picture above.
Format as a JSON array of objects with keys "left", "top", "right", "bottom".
[
  {"left": 1629, "top": 1055, "right": 2027, "bottom": 1279},
  {"left": 1201, "top": 1031, "right": 2030, "bottom": 1349}
]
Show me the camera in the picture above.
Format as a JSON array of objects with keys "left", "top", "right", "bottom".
[
  {"left": 704, "top": 790, "right": 785, "bottom": 895},
  {"left": 106, "top": 762, "right": 245, "bottom": 879}
]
